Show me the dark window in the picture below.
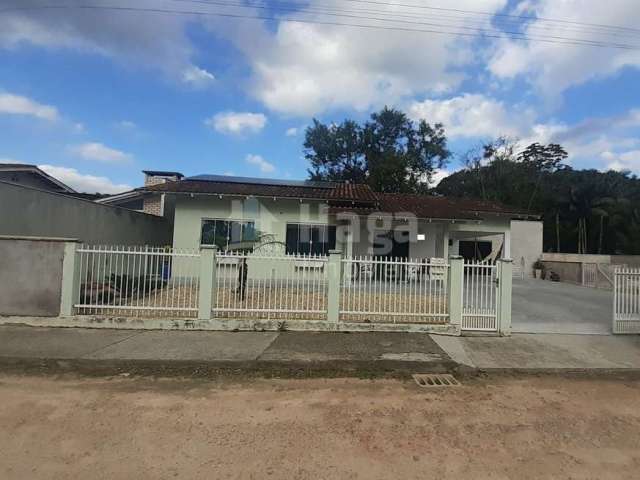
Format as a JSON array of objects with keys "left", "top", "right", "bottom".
[
  {"left": 200, "top": 219, "right": 256, "bottom": 250},
  {"left": 285, "top": 223, "right": 336, "bottom": 256}
]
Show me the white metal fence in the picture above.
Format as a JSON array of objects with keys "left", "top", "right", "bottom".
[
  {"left": 74, "top": 245, "right": 200, "bottom": 317},
  {"left": 582, "top": 262, "right": 598, "bottom": 288},
  {"left": 68, "top": 245, "right": 512, "bottom": 334},
  {"left": 339, "top": 256, "right": 448, "bottom": 324},
  {"left": 462, "top": 261, "right": 499, "bottom": 332},
  {"left": 613, "top": 268, "right": 640, "bottom": 334},
  {"left": 214, "top": 252, "right": 328, "bottom": 320}
]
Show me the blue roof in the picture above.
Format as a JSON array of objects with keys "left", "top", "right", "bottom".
[{"left": 186, "top": 174, "right": 336, "bottom": 189}]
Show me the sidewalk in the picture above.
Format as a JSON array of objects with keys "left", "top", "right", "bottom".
[
  {"left": 432, "top": 333, "right": 640, "bottom": 370},
  {"left": 1, "top": 324, "right": 639, "bottom": 376},
  {"left": 0, "top": 325, "right": 455, "bottom": 377}
]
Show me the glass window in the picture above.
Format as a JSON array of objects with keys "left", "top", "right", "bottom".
[
  {"left": 285, "top": 223, "right": 336, "bottom": 256},
  {"left": 200, "top": 219, "right": 256, "bottom": 250}
]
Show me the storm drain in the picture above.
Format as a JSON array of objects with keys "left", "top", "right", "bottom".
[{"left": 412, "top": 374, "right": 460, "bottom": 388}]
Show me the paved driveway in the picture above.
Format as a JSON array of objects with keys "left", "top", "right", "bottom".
[{"left": 512, "top": 278, "right": 613, "bottom": 335}]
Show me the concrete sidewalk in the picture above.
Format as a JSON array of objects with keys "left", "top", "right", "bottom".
[
  {"left": 1, "top": 325, "right": 639, "bottom": 376},
  {"left": 0, "top": 325, "right": 455, "bottom": 376},
  {"left": 432, "top": 333, "right": 640, "bottom": 370}
]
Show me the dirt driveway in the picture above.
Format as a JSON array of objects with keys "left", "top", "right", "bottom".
[{"left": 1, "top": 374, "right": 640, "bottom": 479}]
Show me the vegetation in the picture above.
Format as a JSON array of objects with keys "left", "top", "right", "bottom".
[
  {"left": 436, "top": 138, "right": 640, "bottom": 255},
  {"left": 305, "top": 108, "right": 640, "bottom": 255},
  {"left": 305, "top": 107, "right": 450, "bottom": 193}
]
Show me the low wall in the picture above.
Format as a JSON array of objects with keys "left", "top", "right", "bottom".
[
  {"left": 0, "top": 237, "right": 69, "bottom": 317},
  {"left": 0, "top": 181, "right": 171, "bottom": 245}
]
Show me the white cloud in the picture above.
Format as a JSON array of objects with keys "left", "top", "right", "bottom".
[
  {"left": 38, "top": 164, "right": 132, "bottom": 194},
  {"left": 488, "top": 0, "right": 640, "bottom": 101},
  {"left": 430, "top": 168, "right": 451, "bottom": 187},
  {"left": 0, "top": 157, "right": 22, "bottom": 164},
  {"left": 205, "top": 111, "right": 267, "bottom": 135},
  {"left": 0, "top": 0, "right": 198, "bottom": 82},
  {"left": 408, "top": 94, "right": 536, "bottom": 139},
  {"left": 0, "top": 92, "right": 58, "bottom": 120},
  {"left": 182, "top": 65, "right": 215, "bottom": 87},
  {"left": 115, "top": 120, "right": 137, "bottom": 130},
  {"left": 69, "top": 142, "right": 132, "bottom": 164},
  {"left": 216, "top": 0, "right": 508, "bottom": 115},
  {"left": 245, "top": 154, "right": 275, "bottom": 174},
  {"left": 410, "top": 93, "right": 640, "bottom": 174},
  {"left": 285, "top": 127, "right": 299, "bottom": 137},
  {"left": 602, "top": 150, "right": 640, "bottom": 172}
]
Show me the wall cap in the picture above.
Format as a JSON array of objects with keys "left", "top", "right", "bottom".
[{"left": 0, "top": 235, "right": 79, "bottom": 242}]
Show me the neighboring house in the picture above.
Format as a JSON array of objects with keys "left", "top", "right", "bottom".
[
  {"left": 0, "top": 163, "right": 76, "bottom": 195},
  {"left": 97, "top": 170, "right": 183, "bottom": 217},
  {"left": 135, "top": 173, "right": 539, "bottom": 263}
]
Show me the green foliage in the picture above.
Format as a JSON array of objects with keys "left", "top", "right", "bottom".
[
  {"left": 305, "top": 107, "right": 450, "bottom": 193},
  {"left": 437, "top": 139, "right": 640, "bottom": 255}
]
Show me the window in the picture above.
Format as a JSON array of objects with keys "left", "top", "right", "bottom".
[
  {"left": 286, "top": 223, "right": 336, "bottom": 256},
  {"left": 200, "top": 219, "right": 256, "bottom": 250}
]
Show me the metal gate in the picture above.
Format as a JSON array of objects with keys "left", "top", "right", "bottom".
[
  {"left": 462, "top": 261, "right": 499, "bottom": 332},
  {"left": 613, "top": 268, "right": 640, "bottom": 334}
]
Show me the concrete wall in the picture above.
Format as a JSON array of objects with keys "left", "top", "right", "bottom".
[
  {"left": 0, "top": 181, "right": 172, "bottom": 245},
  {"left": 0, "top": 237, "right": 68, "bottom": 316},
  {"left": 511, "top": 220, "right": 543, "bottom": 277}
]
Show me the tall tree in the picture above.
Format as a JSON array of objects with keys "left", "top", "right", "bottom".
[{"left": 305, "top": 107, "right": 450, "bottom": 193}]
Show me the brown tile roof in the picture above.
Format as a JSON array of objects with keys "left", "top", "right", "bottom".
[
  {"left": 142, "top": 175, "right": 534, "bottom": 219},
  {"left": 142, "top": 178, "right": 378, "bottom": 203},
  {"left": 331, "top": 193, "right": 536, "bottom": 219}
]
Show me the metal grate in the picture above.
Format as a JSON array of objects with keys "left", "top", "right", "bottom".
[{"left": 413, "top": 374, "right": 460, "bottom": 388}]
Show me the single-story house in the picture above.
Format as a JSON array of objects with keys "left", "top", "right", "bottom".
[{"left": 100, "top": 173, "right": 541, "bottom": 266}]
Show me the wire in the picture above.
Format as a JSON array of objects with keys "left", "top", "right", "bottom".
[
  {"left": 2, "top": 3, "right": 639, "bottom": 50},
  {"left": 335, "top": 0, "right": 640, "bottom": 34},
  {"left": 169, "top": 0, "right": 640, "bottom": 41}
]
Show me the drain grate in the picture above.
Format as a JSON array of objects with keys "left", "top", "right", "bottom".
[{"left": 413, "top": 374, "right": 460, "bottom": 388}]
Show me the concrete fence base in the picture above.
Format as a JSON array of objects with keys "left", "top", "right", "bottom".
[{"left": 0, "top": 315, "right": 461, "bottom": 335}]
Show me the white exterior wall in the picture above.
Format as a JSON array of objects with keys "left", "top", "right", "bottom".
[{"left": 172, "top": 195, "right": 331, "bottom": 251}]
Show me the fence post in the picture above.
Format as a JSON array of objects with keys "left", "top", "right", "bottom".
[
  {"left": 327, "top": 250, "right": 343, "bottom": 324},
  {"left": 59, "top": 240, "right": 80, "bottom": 317},
  {"left": 447, "top": 256, "right": 464, "bottom": 333},
  {"left": 198, "top": 246, "right": 217, "bottom": 321},
  {"left": 497, "top": 259, "right": 513, "bottom": 336}
]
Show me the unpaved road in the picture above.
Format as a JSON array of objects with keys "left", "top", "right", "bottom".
[{"left": 1, "top": 374, "right": 640, "bottom": 479}]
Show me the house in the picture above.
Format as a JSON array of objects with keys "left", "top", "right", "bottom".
[
  {"left": 125, "top": 173, "right": 540, "bottom": 265},
  {"left": 0, "top": 163, "right": 77, "bottom": 195},
  {"left": 96, "top": 170, "right": 183, "bottom": 214}
]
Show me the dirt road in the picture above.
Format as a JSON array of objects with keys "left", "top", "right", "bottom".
[{"left": 1, "top": 374, "right": 640, "bottom": 479}]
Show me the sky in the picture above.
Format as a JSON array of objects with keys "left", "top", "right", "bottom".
[{"left": 1, "top": 0, "right": 639, "bottom": 193}]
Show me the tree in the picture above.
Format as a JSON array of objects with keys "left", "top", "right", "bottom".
[
  {"left": 437, "top": 141, "right": 640, "bottom": 255},
  {"left": 305, "top": 107, "right": 450, "bottom": 193}
]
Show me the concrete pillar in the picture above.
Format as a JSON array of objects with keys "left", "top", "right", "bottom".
[
  {"left": 442, "top": 227, "right": 450, "bottom": 259},
  {"left": 497, "top": 259, "right": 512, "bottom": 336},
  {"left": 503, "top": 229, "right": 512, "bottom": 260},
  {"left": 59, "top": 241, "right": 80, "bottom": 317},
  {"left": 447, "top": 255, "right": 464, "bottom": 332},
  {"left": 327, "top": 250, "right": 343, "bottom": 324},
  {"left": 198, "top": 246, "right": 217, "bottom": 320}
]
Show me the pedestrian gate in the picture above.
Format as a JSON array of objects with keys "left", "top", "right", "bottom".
[
  {"left": 462, "top": 261, "right": 499, "bottom": 332},
  {"left": 613, "top": 268, "right": 640, "bottom": 334}
]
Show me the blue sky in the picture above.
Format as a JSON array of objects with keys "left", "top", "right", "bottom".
[{"left": 1, "top": 0, "right": 639, "bottom": 193}]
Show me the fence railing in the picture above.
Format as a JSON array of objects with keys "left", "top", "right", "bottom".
[
  {"left": 73, "top": 245, "right": 200, "bottom": 317},
  {"left": 214, "top": 252, "right": 328, "bottom": 320},
  {"left": 64, "top": 244, "right": 512, "bottom": 334},
  {"left": 613, "top": 268, "right": 640, "bottom": 334},
  {"left": 462, "top": 261, "right": 499, "bottom": 331},
  {"left": 339, "top": 256, "right": 448, "bottom": 324}
]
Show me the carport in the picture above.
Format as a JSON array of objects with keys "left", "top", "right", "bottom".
[{"left": 512, "top": 278, "right": 613, "bottom": 335}]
